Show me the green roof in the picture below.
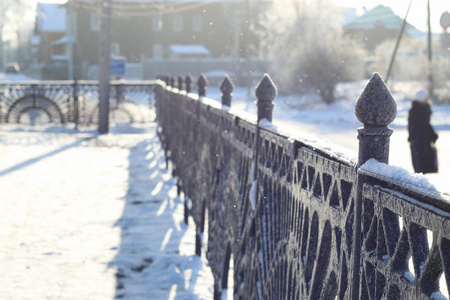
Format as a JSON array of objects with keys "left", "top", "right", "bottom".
[{"left": 344, "top": 5, "right": 414, "bottom": 30}]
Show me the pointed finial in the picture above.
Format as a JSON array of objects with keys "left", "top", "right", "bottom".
[
  {"left": 178, "top": 75, "right": 184, "bottom": 91},
  {"left": 197, "top": 73, "right": 208, "bottom": 97},
  {"left": 255, "top": 74, "right": 277, "bottom": 122},
  {"left": 220, "top": 75, "right": 234, "bottom": 107},
  {"left": 355, "top": 73, "right": 397, "bottom": 167},
  {"left": 355, "top": 73, "right": 397, "bottom": 127},
  {"left": 185, "top": 73, "right": 193, "bottom": 93}
]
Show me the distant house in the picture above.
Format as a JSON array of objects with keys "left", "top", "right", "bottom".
[
  {"left": 30, "top": 0, "right": 271, "bottom": 80},
  {"left": 343, "top": 5, "right": 417, "bottom": 51},
  {"left": 33, "top": 3, "right": 66, "bottom": 64},
  {"left": 67, "top": 0, "right": 265, "bottom": 64}
]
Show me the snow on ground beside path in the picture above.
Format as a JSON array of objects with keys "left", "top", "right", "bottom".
[
  {"left": 0, "top": 123, "right": 214, "bottom": 299},
  {"left": 0, "top": 72, "right": 37, "bottom": 82}
]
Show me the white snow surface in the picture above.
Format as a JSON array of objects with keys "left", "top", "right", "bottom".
[{"left": 0, "top": 123, "right": 214, "bottom": 299}]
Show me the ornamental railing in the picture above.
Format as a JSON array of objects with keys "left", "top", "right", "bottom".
[
  {"left": 155, "top": 73, "right": 450, "bottom": 300},
  {"left": 0, "top": 80, "right": 156, "bottom": 125}
]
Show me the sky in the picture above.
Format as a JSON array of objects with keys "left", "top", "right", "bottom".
[{"left": 332, "top": 0, "right": 450, "bottom": 32}]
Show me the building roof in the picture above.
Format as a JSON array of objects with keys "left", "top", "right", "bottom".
[
  {"left": 169, "top": 45, "right": 210, "bottom": 55},
  {"left": 36, "top": 3, "right": 66, "bottom": 32},
  {"left": 344, "top": 5, "right": 415, "bottom": 30}
]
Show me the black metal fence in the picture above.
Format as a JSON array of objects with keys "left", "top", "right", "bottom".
[
  {"left": 0, "top": 80, "right": 156, "bottom": 125},
  {"left": 155, "top": 73, "right": 450, "bottom": 299}
]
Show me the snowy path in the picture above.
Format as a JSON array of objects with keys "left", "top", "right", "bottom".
[{"left": 0, "top": 124, "right": 213, "bottom": 299}]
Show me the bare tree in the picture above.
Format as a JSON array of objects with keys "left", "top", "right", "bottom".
[
  {"left": 263, "top": 0, "right": 365, "bottom": 104},
  {"left": 0, "top": 0, "right": 30, "bottom": 68}
]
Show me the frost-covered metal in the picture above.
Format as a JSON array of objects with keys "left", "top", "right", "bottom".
[
  {"left": 0, "top": 80, "right": 156, "bottom": 125},
  {"left": 156, "top": 72, "right": 450, "bottom": 300}
]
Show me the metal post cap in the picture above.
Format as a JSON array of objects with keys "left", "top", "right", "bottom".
[
  {"left": 220, "top": 75, "right": 234, "bottom": 95},
  {"left": 255, "top": 74, "right": 278, "bottom": 103},
  {"left": 355, "top": 73, "right": 397, "bottom": 127}
]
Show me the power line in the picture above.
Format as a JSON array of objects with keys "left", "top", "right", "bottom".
[{"left": 72, "top": 0, "right": 217, "bottom": 19}]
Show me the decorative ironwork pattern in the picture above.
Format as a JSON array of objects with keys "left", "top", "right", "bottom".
[
  {"left": 0, "top": 80, "right": 156, "bottom": 125},
  {"left": 155, "top": 73, "right": 450, "bottom": 300},
  {"left": 358, "top": 171, "right": 450, "bottom": 299},
  {"left": 252, "top": 130, "right": 357, "bottom": 300}
]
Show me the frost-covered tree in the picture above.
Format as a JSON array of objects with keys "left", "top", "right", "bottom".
[
  {"left": 371, "top": 36, "right": 425, "bottom": 81},
  {"left": 0, "top": 0, "right": 30, "bottom": 68},
  {"left": 262, "top": 0, "right": 366, "bottom": 104}
]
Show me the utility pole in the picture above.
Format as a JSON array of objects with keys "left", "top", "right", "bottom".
[
  {"left": 427, "top": 0, "right": 434, "bottom": 98},
  {"left": 385, "top": 0, "right": 413, "bottom": 83},
  {"left": 67, "top": 0, "right": 74, "bottom": 80},
  {"left": 98, "top": 0, "right": 112, "bottom": 134},
  {"left": 245, "top": 0, "right": 252, "bottom": 97}
]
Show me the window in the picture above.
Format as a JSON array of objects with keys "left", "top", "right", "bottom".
[
  {"left": 90, "top": 13, "right": 100, "bottom": 31},
  {"left": 111, "top": 43, "right": 120, "bottom": 56},
  {"left": 152, "top": 15, "right": 163, "bottom": 32},
  {"left": 172, "top": 15, "right": 183, "bottom": 32},
  {"left": 153, "top": 44, "right": 164, "bottom": 59},
  {"left": 192, "top": 16, "right": 202, "bottom": 32}
]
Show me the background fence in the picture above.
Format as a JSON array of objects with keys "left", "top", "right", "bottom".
[
  {"left": 0, "top": 80, "right": 156, "bottom": 126},
  {"left": 155, "top": 73, "right": 450, "bottom": 300}
]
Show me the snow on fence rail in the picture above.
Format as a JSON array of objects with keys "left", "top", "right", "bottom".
[
  {"left": 155, "top": 73, "right": 450, "bottom": 300},
  {"left": 0, "top": 80, "right": 156, "bottom": 125}
]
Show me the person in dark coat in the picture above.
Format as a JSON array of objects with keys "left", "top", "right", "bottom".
[{"left": 408, "top": 89, "right": 438, "bottom": 174}]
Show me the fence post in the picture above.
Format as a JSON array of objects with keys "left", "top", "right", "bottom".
[
  {"left": 73, "top": 79, "right": 79, "bottom": 129},
  {"left": 178, "top": 75, "right": 184, "bottom": 91},
  {"left": 195, "top": 73, "right": 208, "bottom": 257},
  {"left": 253, "top": 74, "right": 277, "bottom": 216},
  {"left": 220, "top": 75, "right": 234, "bottom": 107},
  {"left": 0, "top": 86, "right": 4, "bottom": 123},
  {"left": 355, "top": 72, "right": 397, "bottom": 167},
  {"left": 351, "top": 72, "right": 397, "bottom": 300},
  {"left": 197, "top": 74, "right": 208, "bottom": 97},
  {"left": 185, "top": 74, "right": 193, "bottom": 93},
  {"left": 255, "top": 74, "right": 277, "bottom": 123}
]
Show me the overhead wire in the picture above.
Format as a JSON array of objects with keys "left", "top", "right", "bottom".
[{"left": 72, "top": 0, "right": 217, "bottom": 19}]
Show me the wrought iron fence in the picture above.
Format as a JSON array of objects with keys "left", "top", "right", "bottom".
[
  {"left": 0, "top": 80, "right": 156, "bottom": 125},
  {"left": 155, "top": 73, "right": 450, "bottom": 300}
]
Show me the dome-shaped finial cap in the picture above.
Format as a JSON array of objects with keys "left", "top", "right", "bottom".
[
  {"left": 197, "top": 73, "right": 208, "bottom": 89},
  {"left": 355, "top": 73, "right": 397, "bottom": 127},
  {"left": 255, "top": 74, "right": 277, "bottom": 103},
  {"left": 220, "top": 75, "right": 234, "bottom": 95}
]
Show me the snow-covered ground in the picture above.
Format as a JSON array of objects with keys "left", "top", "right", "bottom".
[
  {"left": 0, "top": 72, "right": 39, "bottom": 82},
  {"left": 0, "top": 123, "right": 214, "bottom": 299}
]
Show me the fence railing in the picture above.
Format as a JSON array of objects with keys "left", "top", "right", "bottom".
[
  {"left": 0, "top": 80, "right": 156, "bottom": 125},
  {"left": 155, "top": 73, "right": 450, "bottom": 300}
]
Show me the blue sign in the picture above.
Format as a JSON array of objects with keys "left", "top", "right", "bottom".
[{"left": 110, "top": 57, "right": 126, "bottom": 76}]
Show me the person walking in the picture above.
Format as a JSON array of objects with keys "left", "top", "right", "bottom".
[{"left": 408, "top": 89, "right": 438, "bottom": 174}]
